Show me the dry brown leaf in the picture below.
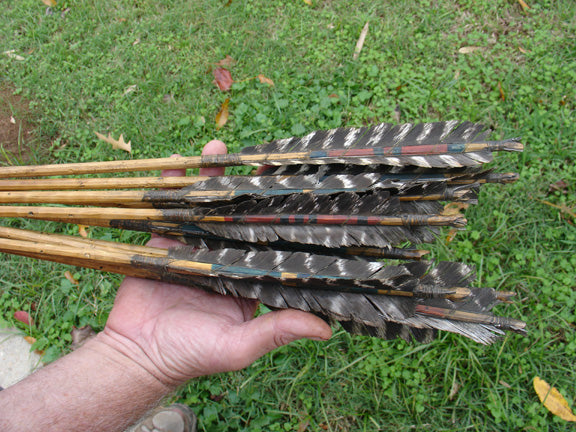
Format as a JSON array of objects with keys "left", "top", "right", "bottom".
[
  {"left": 42, "top": 0, "right": 57, "bottom": 6},
  {"left": 216, "top": 98, "right": 230, "bottom": 130},
  {"left": 215, "top": 55, "right": 236, "bottom": 67},
  {"left": 64, "top": 271, "right": 79, "bottom": 285},
  {"left": 458, "top": 46, "right": 484, "bottom": 54},
  {"left": 518, "top": 46, "right": 528, "bottom": 54},
  {"left": 297, "top": 419, "right": 310, "bottom": 432},
  {"left": 445, "top": 228, "right": 459, "bottom": 244},
  {"left": 548, "top": 179, "right": 569, "bottom": 194},
  {"left": 498, "top": 81, "right": 506, "bottom": 101},
  {"left": 533, "top": 377, "right": 576, "bottom": 422},
  {"left": 518, "top": 0, "right": 530, "bottom": 11},
  {"left": 78, "top": 224, "right": 89, "bottom": 238},
  {"left": 353, "top": 22, "right": 369, "bottom": 60},
  {"left": 95, "top": 131, "right": 132, "bottom": 153},
  {"left": 442, "top": 202, "right": 469, "bottom": 216},
  {"left": 24, "top": 336, "right": 36, "bottom": 345},
  {"left": 257, "top": 74, "right": 275, "bottom": 86},
  {"left": 213, "top": 67, "right": 234, "bottom": 91}
]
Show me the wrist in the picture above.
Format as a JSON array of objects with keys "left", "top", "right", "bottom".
[{"left": 90, "top": 330, "right": 182, "bottom": 390}]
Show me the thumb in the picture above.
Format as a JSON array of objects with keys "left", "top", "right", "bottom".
[{"left": 226, "top": 310, "right": 332, "bottom": 369}]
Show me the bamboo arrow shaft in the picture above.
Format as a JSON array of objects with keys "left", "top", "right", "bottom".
[
  {"left": 0, "top": 189, "right": 471, "bottom": 206},
  {"left": 0, "top": 206, "right": 466, "bottom": 227},
  {"left": 0, "top": 191, "right": 150, "bottom": 206},
  {"left": 0, "top": 172, "right": 519, "bottom": 192},
  {"left": 0, "top": 225, "right": 168, "bottom": 257},
  {"left": 0, "top": 227, "right": 473, "bottom": 298},
  {"left": 0, "top": 176, "right": 209, "bottom": 191},
  {"left": 0, "top": 141, "right": 523, "bottom": 179}
]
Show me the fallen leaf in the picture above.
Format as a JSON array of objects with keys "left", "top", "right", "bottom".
[
  {"left": 123, "top": 84, "right": 138, "bottom": 96},
  {"left": 213, "top": 67, "right": 233, "bottom": 91},
  {"left": 209, "top": 393, "right": 226, "bottom": 402},
  {"left": 215, "top": 98, "right": 230, "bottom": 130},
  {"left": 518, "top": 0, "right": 530, "bottom": 11},
  {"left": 549, "top": 179, "right": 568, "bottom": 194},
  {"left": 42, "top": 0, "right": 56, "bottom": 6},
  {"left": 499, "top": 380, "right": 511, "bottom": 389},
  {"left": 78, "top": 224, "right": 89, "bottom": 238},
  {"left": 303, "top": 0, "right": 312, "bottom": 4},
  {"left": 518, "top": 46, "right": 528, "bottom": 54},
  {"left": 533, "top": 376, "right": 576, "bottom": 422},
  {"left": 14, "top": 311, "right": 33, "bottom": 327},
  {"left": 442, "top": 202, "right": 469, "bottom": 216},
  {"left": 64, "top": 271, "right": 79, "bottom": 285},
  {"left": 458, "top": 46, "right": 484, "bottom": 54},
  {"left": 298, "top": 419, "right": 310, "bottom": 432},
  {"left": 24, "top": 335, "right": 44, "bottom": 355},
  {"left": 24, "top": 336, "right": 36, "bottom": 345},
  {"left": 445, "top": 228, "right": 459, "bottom": 244},
  {"left": 257, "top": 74, "right": 275, "bottom": 86},
  {"left": 497, "top": 81, "right": 506, "bottom": 101},
  {"left": 95, "top": 131, "right": 132, "bottom": 153},
  {"left": 353, "top": 22, "right": 369, "bottom": 60},
  {"left": 215, "top": 55, "right": 236, "bottom": 67},
  {"left": 3, "top": 50, "right": 25, "bottom": 61},
  {"left": 71, "top": 325, "right": 96, "bottom": 350},
  {"left": 328, "top": 93, "right": 339, "bottom": 98}
]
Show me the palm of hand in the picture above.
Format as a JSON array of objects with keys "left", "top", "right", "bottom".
[
  {"left": 105, "top": 237, "right": 263, "bottom": 381},
  {"left": 102, "top": 141, "right": 331, "bottom": 385}
]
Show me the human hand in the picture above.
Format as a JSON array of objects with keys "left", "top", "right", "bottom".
[{"left": 100, "top": 140, "right": 332, "bottom": 387}]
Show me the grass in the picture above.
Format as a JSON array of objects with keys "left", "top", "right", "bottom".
[{"left": 1, "top": 0, "right": 575, "bottom": 430}]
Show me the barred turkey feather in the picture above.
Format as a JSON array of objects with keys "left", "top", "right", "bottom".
[
  {"left": 240, "top": 121, "right": 522, "bottom": 168},
  {"left": 140, "top": 173, "right": 478, "bottom": 206},
  {"left": 125, "top": 245, "right": 524, "bottom": 344},
  {"left": 0, "top": 121, "right": 526, "bottom": 344}
]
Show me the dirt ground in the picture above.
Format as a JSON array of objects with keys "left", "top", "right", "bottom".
[{"left": 0, "top": 86, "right": 36, "bottom": 163}]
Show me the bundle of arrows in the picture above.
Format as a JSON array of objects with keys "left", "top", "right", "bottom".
[{"left": 0, "top": 121, "right": 527, "bottom": 344}]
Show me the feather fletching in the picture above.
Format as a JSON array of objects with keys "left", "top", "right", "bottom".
[{"left": 0, "top": 121, "right": 526, "bottom": 344}]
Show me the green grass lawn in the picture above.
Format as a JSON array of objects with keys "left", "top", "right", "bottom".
[{"left": 1, "top": 0, "right": 575, "bottom": 430}]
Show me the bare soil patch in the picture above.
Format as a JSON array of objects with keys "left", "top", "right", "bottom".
[{"left": 0, "top": 85, "right": 38, "bottom": 164}]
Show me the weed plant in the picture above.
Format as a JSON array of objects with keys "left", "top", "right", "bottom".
[{"left": 1, "top": 0, "right": 575, "bottom": 430}]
